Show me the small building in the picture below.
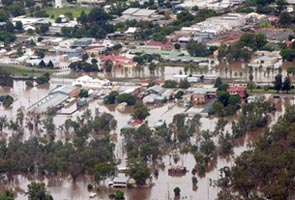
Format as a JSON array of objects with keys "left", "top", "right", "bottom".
[
  {"left": 113, "top": 176, "right": 129, "bottom": 188},
  {"left": 146, "top": 85, "right": 165, "bottom": 95},
  {"left": 72, "top": 38, "right": 96, "bottom": 48},
  {"left": 77, "top": 97, "right": 88, "bottom": 107},
  {"left": 72, "top": 75, "right": 112, "bottom": 88},
  {"left": 227, "top": 85, "right": 247, "bottom": 98},
  {"left": 190, "top": 88, "right": 217, "bottom": 104},
  {"left": 168, "top": 166, "right": 187, "bottom": 176}
]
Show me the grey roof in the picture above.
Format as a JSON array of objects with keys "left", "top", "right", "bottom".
[
  {"left": 37, "top": 93, "right": 69, "bottom": 113},
  {"left": 192, "top": 88, "right": 217, "bottom": 94},
  {"left": 133, "top": 9, "right": 156, "bottom": 17},
  {"left": 113, "top": 176, "right": 129, "bottom": 183},
  {"left": 147, "top": 85, "right": 164, "bottom": 94},
  {"left": 122, "top": 8, "right": 139, "bottom": 15},
  {"left": 259, "top": 56, "right": 277, "bottom": 62},
  {"left": 50, "top": 86, "right": 78, "bottom": 95}
]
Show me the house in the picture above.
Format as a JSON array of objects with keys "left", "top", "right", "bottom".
[
  {"left": 190, "top": 88, "right": 217, "bottom": 104},
  {"left": 227, "top": 85, "right": 247, "bottom": 98},
  {"left": 101, "top": 55, "right": 137, "bottom": 68}
]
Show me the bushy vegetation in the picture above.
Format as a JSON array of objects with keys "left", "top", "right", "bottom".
[
  {"left": 210, "top": 78, "right": 241, "bottom": 116},
  {"left": 217, "top": 105, "right": 295, "bottom": 199}
]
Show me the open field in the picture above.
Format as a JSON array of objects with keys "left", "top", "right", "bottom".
[
  {"left": 0, "top": 65, "right": 56, "bottom": 76},
  {"left": 46, "top": 7, "right": 91, "bottom": 19},
  {"left": 251, "top": 88, "right": 295, "bottom": 94}
]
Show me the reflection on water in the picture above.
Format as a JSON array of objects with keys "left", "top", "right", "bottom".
[{"left": 0, "top": 80, "right": 290, "bottom": 200}]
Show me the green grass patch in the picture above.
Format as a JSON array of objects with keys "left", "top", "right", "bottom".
[
  {"left": 46, "top": 7, "right": 91, "bottom": 19},
  {"left": 250, "top": 88, "right": 295, "bottom": 94},
  {"left": 0, "top": 65, "right": 55, "bottom": 77}
]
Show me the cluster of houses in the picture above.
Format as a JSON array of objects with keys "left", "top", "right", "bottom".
[{"left": 27, "top": 72, "right": 248, "bottom": 114}]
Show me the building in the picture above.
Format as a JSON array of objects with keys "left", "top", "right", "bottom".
[
  {"left": 113, "top": 176, "right": 129, "bottom": 188},
  {"left": 72, "top": 75, "right": 112, "bottom": 88},
  {"left": 143, "top": 41, "right": 174, "bottom": 51},
  {"left": 116, "top": 8, "right": 160, "bottom": 21},
  {"left": 248, "top": 51, "right": 282, "bottom": 69},
  {"left": 101, "top": 55, "right": 137, "bottom": 68},
  {"left": 190, "top": 88, "right": 217, "bottom": 104},
  {"left": 227, "top": 85, "right": 247, "bottom": 98},
  {"left": 72, "top": 38, "right": 96, "bottom": 48},
  {"left": 55, "top": 0, "right": 63, "bottom": 8},
  {"left": 28, "top": 86, "right": 80, "bottom": 113}
]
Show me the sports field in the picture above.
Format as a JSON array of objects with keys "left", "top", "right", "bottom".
[{"left": 46, "top": 7, "right": 91, "bottom": 19}]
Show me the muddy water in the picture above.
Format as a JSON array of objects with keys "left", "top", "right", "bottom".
[
  {"left": 57, "top": 62, "right": 288, "bottom": 84},
  {"left": 0, "top": 80, "right": 290, "bottom": 200}
]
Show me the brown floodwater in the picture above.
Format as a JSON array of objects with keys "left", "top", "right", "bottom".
[{"left": 0, "top": 79, "right": 289, "bottom": 200}]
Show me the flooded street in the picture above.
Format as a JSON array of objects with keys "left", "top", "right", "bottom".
[{"left": 0, "top": 78, "right": 290, "bottom": 200}]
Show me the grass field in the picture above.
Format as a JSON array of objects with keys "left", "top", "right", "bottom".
[
  {"left": 0, "top": 65, "right": 55, "bottom": 77},
  {"left": 250, "top": 88, "right": 295, "bottom": 94},
  {"left": 46, "top": 7, "right": 91, "bottom": 19}
]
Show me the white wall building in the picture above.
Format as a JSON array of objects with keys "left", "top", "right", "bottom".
[{"left": 72, "top": 75, "right": 112, "bottom": 88}]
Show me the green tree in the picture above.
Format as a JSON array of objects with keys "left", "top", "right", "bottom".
[
  {"left": 0, "top": 190, "right": 14, "bottom": 200},
  {"left": 39, "top": 60, "right": 46, "bottom": 68},
  {"left": 173, "top": 187, "right": 181, "bottom": 196},
  {"left": 186, "top": 40, "right": 208, "bottom": 56},
  {"left": 26, "top": 182, "right": 53, "bottom": 200},
  {"left": 128, "top": 158, "right": 150, "bottom": 186},
  {"left": 287, "top": 66, "right": 295, "bottom": 75},
  {"left": 82, "top": 53, "right": 89, "bottom": 61},
  {"left": 179, "top": 79, "right": 191, "bottom": 89},
  {"left": 279, "top": 11, "right": 292, "bottom": 27},
  {"left": 47, "top": 60, "right": 54, "bottom": 69},
  {"left": 282, "top": 76, "right": 291, "bottom": 93},
  {"left": 104, "top": 91, "right": 119, "bottom": 104},
  {"left": 116, "top": 93, "right": 136, "bottom": 105},
  {"left": 93, "top": 163, "right": 115, "bottom": 184},
  {"left": 104, "top": 59, "right": 113, "bottom": 73},
  {"left": 132, "top": 102, "right": 150, "bottom": 120},
  {"left": 163, "top": 80, "right": 178, "bottom": 88},
  {"left": 15, "top": 21, "right": 23, "bottom": 31},
  {"left": 2, "top": 95, "right": 13, "bottom": 108},
  {"left": 79, "top": 89, "right": 89, "bottom": 98},
  {"left": 274, "top": 73, "right": 282, "bottom": 93}
]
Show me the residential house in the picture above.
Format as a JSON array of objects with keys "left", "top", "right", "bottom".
[
  {"left": 190, "top": 88, "right": 217, "bottom": 104},
  {"left": 101, "top": 55, "right": 137, "bottom": 68},
  {"left": 227, "top": 85, "right": 247, "bottom": 98}
]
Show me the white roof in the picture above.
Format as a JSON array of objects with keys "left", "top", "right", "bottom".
[{"left": 125, "top": 27, "right": 137, "bottom": 33}]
